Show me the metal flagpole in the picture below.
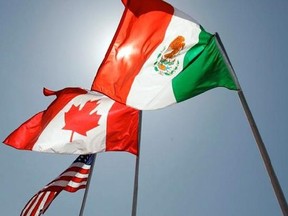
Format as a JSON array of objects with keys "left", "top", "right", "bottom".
[
  {"left": 131, "top": 111, "right": 143, "bottom": 216},
  {"left": 215, "top": 33, "right": 288, "bottom": 216},
  {"left": 79, "top": 154, "right": 97, "bottom": 216}
]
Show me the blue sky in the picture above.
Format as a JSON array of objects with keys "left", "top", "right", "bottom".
[{"left": 1, "top": 0, "right": 288, "bottom": 215}]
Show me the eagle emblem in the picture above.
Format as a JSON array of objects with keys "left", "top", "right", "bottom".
[{"left": 154, "top": 36, "right": 185, "bottom": 76}]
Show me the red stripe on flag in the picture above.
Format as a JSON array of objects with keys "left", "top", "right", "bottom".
[
  {"left": 106, "top": 102, "right": 139, "bottom": 155},
  {"left": 91, "top": 0, "right": 174, "bottom": 103},
  {"left": 4, "top": 112, "right": 44, "bottom": 150},
  {"left": 45, "top": 184, "right": 87, "bottom": 193},
  {"left": 3, "top": 88, "right": 87, "bottom": 150},
  {"left": 64, "top": 185, "right": 87, "bottom": 193}
]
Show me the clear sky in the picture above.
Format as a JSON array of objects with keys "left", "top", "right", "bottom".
[{"left": 1, "top": 0, "right": 288, "bottom": 215}]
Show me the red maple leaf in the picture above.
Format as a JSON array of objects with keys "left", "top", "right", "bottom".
[{"left": 63, "top": 100, "right": 101, "bottom": 142}]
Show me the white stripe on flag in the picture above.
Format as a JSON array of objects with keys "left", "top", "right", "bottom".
[
  {"left": 48, "top": 180, "right": 88, "bottom": 188},
  {"left": 68, "top": 162, "right": 91, "bottom": 170},
  {"left": 127, "top": 9, "right": 201, "bottom": 109},
  {"left": 58, "top": 171, "right": 89, "bottom": 179}
]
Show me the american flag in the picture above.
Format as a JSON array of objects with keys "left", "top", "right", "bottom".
[{"left": 21, "top": 154, "right": 95, "bottom": 216}]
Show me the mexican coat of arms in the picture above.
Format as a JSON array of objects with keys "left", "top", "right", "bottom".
[{"left": 154, "top": 35, "right": 185, "bottom": 76}]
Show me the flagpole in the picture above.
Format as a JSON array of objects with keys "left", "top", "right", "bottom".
[
  {"left": 131, "top": 111, "right": 143, "bottom": 216},
  {"left": 215, "top": 33, "right": 288, "bottom": 216},
  {"left": 79, "top": 154, "right": 97, "bottom": 216}
]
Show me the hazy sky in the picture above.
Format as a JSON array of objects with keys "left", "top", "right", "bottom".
[{"left": 1, "top": 0, "right": 288, "bottom": 215}]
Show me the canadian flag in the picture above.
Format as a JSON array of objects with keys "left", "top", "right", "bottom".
[{"left": 3, "top": 87, "right": 139, "bottom": 155}]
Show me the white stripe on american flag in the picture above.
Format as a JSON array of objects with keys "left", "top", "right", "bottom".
[
  {"left": 21, "top": 154, "right": 93, "bottom": 216},
  {"left": 63, "top": 162, "right": 91, "bottom": 170},
  {"left": 47, "top": 180, "right": 88, "bottom": 189}
]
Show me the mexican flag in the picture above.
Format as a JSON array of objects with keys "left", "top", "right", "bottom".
[
  {"left": 91, "top": 0, "right": 238, "bottom": 110},
  {"left": 3, "top": 87, "right": 139, "bottom": 155}
]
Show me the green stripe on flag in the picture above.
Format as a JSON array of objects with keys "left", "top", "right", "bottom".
[{"left": 172, "top": 31, "right": 238, "bottom": 103}]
